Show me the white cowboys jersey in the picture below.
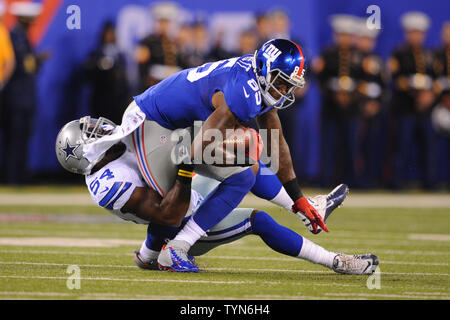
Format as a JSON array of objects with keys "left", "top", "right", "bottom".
[{"left": 85, "top": 137, "right": 202, "bottom": 224}]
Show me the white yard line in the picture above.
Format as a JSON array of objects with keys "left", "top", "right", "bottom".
[
  {"left": 1, "top": 261, "right": 448, "bottom": 277},
  {"left": 333, "top": 248, "right": 450, "bottom": 256},
  {"left": 325, "top": 292, "right": 450, "bottom": 299},
  {"left": 408, "top": 234, "right": 450, "bottom": 241},
  {"left": 1, "top": 193, "right": 450, "bottom": 208},
  {"left": 0, "top": 246, "right": 449, "bottom": 260},
  {"left": 0, "top": 261, "right": 135, "bottom": 269},
  {"left": 0, "top": 291, "right": 76, "bottom": 297},
  {"left": 0, "top": 291, "right": 335, "bottom": 300},
  {"left": 241, "top": 194, "right": 450, "bottom": 209},
  {"left": 206, "top": 267, "right": 449, "bottom": 277},
  {"left": 0, "top": 291, "right": 236, "bottom": 300},
  {"left": 0, "top": 231, "right": 449, "bottom": 250},
  {"left": 200, "top": 256, "right": 449, "bottom": 266},
  {"left": 1, "top": 247, "right": 449, "bottom": 266},
  {"left": 0, "top": 237, "right": 139, "bottom": 248},
  {"left": 0, "top": 194, "right": 92, "bottom": 206},
  {"left": 404, "top": 291, "right": 450, "bottom": 296},
  {"left": 0, "top": 274, "right": 277, "bottom": 285},
  {"left": 0, "top": 249, "right": 128, "bottom": 256}
]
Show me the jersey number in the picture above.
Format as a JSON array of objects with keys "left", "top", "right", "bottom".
[
  {"left": 187, "top": 58, "right": 238, "bottom": 82},
  {"left": 89, "top": 169, "right": 115, "bottom": 195},
  {"left": 247, "top": 79, "right": 262, "bottom": 105}
]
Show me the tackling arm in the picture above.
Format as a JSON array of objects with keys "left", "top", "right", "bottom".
[
  {"left": 256, "top": 109, "right": 329, "bottom": 233},
  {"left": 191, "top": 91, "right": 240, "bottom": 163},
  {"left": 121, "top": 166, "right": 194, "bottom": 226}
]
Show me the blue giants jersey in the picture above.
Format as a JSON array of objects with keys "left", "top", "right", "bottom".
[{"left": 133, "top": 55, "right": 272, "bottom": 130}]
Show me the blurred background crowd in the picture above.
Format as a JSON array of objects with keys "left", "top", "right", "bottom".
[{"left": 0, "top": 0, "right": 449, "bottom": 191}]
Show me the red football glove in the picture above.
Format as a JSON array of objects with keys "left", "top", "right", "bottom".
[{"left": 292, "top": 197, "right": 329, "bottom": 233}]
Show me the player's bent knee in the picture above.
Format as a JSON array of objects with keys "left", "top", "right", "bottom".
[
  {"left": 250, "top": 210, "right": 276, "bottom": 235},
  {"left": 251, "top": 161, "right": 260, "bottom": 176},
  {"left": 223, "top": 167, "right": 256, "bottom": 190},
  {"left": 250, "top": 209, "right": 260, "bottom": 225}
]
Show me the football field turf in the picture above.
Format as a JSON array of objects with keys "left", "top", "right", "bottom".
[{"left": 0, "top": 187, "right": 449, "bottom": 301}]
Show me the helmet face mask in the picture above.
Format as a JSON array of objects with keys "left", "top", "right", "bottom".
[
  {"left": 80, "top": 116, "right": 116, "bottom": 144},
  {"left": 253, "top": 39, "right": 306, "bottom": 109},
  {"left": 262, "top": 69, "right": 300, "bottom": 109},
  {"left": 56, "top": 116, "right": 116, "bottom": 175}
]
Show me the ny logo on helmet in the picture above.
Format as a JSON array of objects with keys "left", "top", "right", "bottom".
[{"left": 262, "top": 44, "right": 282, "bottom": 62}]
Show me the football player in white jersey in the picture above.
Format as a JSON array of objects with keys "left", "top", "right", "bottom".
[{"left": 55, "top": 116, "right": 379, "bottom": 275}]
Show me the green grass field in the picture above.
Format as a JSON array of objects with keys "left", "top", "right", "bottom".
[{"left": 0, "top": 187, "right": 449, "bottom": 301}]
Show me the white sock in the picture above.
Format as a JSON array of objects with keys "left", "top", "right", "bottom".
[
  {"left": 173, "top": 218, "right": 206, "bottom": 247},
  {"left": 139, "top": 241, "right": 160, "bottom": 261},
  {"left": 297, "top": 237, "right": 336, "bottom": 269},
  {"left": 270, "top": 187, "right": 294, "bottom": 211}
]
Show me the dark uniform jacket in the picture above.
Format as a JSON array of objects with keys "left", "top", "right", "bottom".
[
  {"left": 137, "top": 33, "right": 181, "bottom": 90},
  {"left": 316, "top": 45, "right": 362, "bottom": 119},
  {"left": 357, "top": 51, "right": 385, "bottom": 119},
  {"left": 433, "top": 45, "right": 450, "bottom": 96},
  {"left": 2, "top": 23, "right": 38, "bottom": 112},
  {"left": 389, "top": 44, "right": 435, "bottom": 116}
]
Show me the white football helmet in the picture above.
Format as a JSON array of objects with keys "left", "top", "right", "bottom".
[{"left": 55, "top": 116, "right": 116, "bottom": 175}]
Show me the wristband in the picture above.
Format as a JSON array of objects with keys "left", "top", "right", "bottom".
[
  {"left": 283, "top": 178, "right": 304, "bottom": 202},
  {"left": 177, "top": 164, "right": 194, "bottom": 184}
]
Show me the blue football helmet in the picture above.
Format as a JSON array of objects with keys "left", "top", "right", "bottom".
[{"left": 252, "top": 38, "right": 306, "bottom": 109}]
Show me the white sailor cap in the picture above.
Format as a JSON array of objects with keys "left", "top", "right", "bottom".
[
  {"left": 9, "top": 1, "right": 42, "bottom": 17},
  {"left": 401, "top": 11, "right": 430, "bottom": 31},
  {"left": 329, "top": 14, "right": 359, "bottom": 35},
  {"left": 355, "top": 17, "right": 380, "bottom": 38},
  {"left": 151, "top": 1, "right": 179, "bottom": 20}
]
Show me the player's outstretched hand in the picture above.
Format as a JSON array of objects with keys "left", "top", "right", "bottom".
[{"left": 292, "top": 197, "right": 329, "bottom": 233}]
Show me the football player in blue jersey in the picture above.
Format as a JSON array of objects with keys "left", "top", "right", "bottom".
[
  {"left": 55, "top": 116, "right": 379, "bottom": 275},
  {"left": 124, "top": 39, "right": 335, "bottom": 272}
]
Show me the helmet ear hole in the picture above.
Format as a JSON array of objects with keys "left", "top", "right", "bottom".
[{"left": 259, "top": 61, "right": 263, "bottom": 69}]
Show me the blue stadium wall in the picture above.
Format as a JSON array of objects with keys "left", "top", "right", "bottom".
[{"left": 26, "top": 0, "right": 449, "bottom": 182}]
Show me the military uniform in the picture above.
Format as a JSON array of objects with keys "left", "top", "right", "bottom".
[
  {"left": 351, "top": 18, "right": 386, "bottom": 188},
  {"left": 389, "top": 12, "right": 438, "bottom": 189},
  {"left": 134, "top": 2, "right": 183, "bottom": 92},
  {"left": 358, "top": 52, "right": 384, "bottom": 109},
  {"left": 1, "top": 23, "right": 39, "bottom": 184},
  {"left": 316, "top": 23, "right": 363, "bottom": 188},
  {"left": 433, "top": 42, "right": 450, "bottom": 99},
  {"left": 84, "top": 41, "right": 130, "bottom": 124},
  {"left": 432, "top": 39, "right": 450, "bottom": 187},
  {"left": 354, "top": 50, "right": 386, "bottom": 188},
  {"left": 0, "top": 18, "right": 15, "bottom": 180},
  {"left": 389, "top": 44, "right": 436, "bottom": 115},
  {"left": 136, "top": 33, "right": 183, "bottom": 91}
]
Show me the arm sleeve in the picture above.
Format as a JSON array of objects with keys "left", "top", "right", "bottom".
[{"left": 222, "top": 72, "right": 260, "bottom": 122}]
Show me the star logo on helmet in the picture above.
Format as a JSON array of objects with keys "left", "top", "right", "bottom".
[{"left": 60, "top": 138, "right": 80, "bottom": 161}]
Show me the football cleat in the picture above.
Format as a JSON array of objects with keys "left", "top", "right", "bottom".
[
  {"left": 299, "top": 184, "right": 349, "bottom": 234},
  {"left": 157, "top": 240, "right": 199, "bottom": 273},
  {"left": 187, "top": 255, "right": 197, "bottom": 266},
  {"left": 133, "top": 250, "right": 159, "bottom": 271},
  {"left": 332, "top": 253, "right": 379, "bottom": 275},
  {"left": 324, "top": 183, "right": 349, "bottom": 220}
]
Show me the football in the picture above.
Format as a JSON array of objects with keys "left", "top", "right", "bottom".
[{"left": 222, "top": 125, "right": 264, "bottom": 165}]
